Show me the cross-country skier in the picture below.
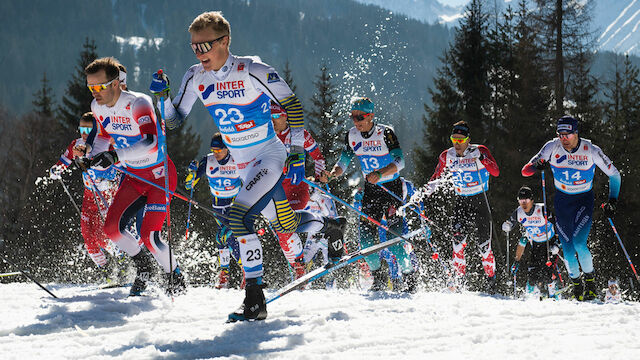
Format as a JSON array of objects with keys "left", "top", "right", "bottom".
[
  {"left": 149, "top": 11, "right": 345, "bottom": 321},
  {"left": 320, "top": 96, "right": 415, "bottom": 292},
  {"left": 49, "top": 112, "right": 121, "bottom": 276},
  {"left": 271, "top": 101, "right": 327, "bottom": 279},
  {"left": 303, "top": 185, "right": 339, "bottom": 289},
  {"left": 83, "top": 57, "right": 186, "bottom": 296},
  {"left": 604, "top": 279, "right": 622, "bottom": 304},
  {"left": 522, "top": 116, "right": 621, "bottom": 301},
  {"left": 502, "top": 186, "right": 560, "bottom": 298},
  {"left": 429, "top": 121, "right": 499, "bottom": 292},
  {"left": 185, "top": 133, "right": 244, "bottom": 289}
]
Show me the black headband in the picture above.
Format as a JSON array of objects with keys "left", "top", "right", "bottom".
[{"left": 452, "top": 124, "right": 470, "bottom": 137}]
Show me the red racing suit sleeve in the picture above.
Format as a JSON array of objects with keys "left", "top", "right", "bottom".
[
  {"left": 56, "top": 139, "right": 79, "bottom": 168},
  {"left": 303, "top": 130, "right": 326, "bottom": 177},
  {"left": 478, "top": 145, "right": 499, "bottom": 177},
  {"left": 430, "top": 150, "right": 448, "bottom": 181}
]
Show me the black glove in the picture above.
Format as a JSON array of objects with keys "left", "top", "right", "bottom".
[
  {"left": 533, "top": 158, "right": 547, "bottom": 170},
  {"left": 91, "top": 151, "right": 118, "bottom": 170},
  {"left": 74, "top": 157, "right": 91, "bottom": 171},
  {"left": 602, "top": 198, "right": 617, "bottom": 218}
]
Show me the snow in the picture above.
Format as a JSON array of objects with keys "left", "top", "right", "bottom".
[{"left": 2, "top": 283, "right": 640, "bottom": 359}]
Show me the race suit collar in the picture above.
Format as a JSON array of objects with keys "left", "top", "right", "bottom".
[
  {"left": 360, "top": 122, "right": 376, "bottom": 138},
  {"left": 218, "top": 152, "right": 231, "bottom": 165},
  {"left": 211, "top": 54, "right": 234, "bottom": 81}
]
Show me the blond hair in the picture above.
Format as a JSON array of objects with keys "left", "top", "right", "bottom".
[{"left": 189, "top": 11, "right": 231, "bottom": 37}]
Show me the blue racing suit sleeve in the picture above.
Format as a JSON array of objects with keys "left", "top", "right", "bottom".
[
  {"left": 609, "top": 172, "right": 621, "bottom": 199},
  {"left": 336, "top": 132, "right": 355, "bottom": 171}
]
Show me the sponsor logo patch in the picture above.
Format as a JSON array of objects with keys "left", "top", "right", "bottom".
[
  {"left": 267, "top": 72, "right": 280, "bottom": 83},
  {"left": 138, "top": 115, "right": 152, "bottom": 125}
]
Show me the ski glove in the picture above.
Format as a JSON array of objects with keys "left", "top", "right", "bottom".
[
  {"left": 91, "top": 150, "right": 118, "bottom": 170},
  {"left": 74, "top": 157, "right": 91, "bottom": 171},
  {"left": 150, "top": 70, "right": 170, "bottom": 99},
  {"left": 49, "top": 165, "right": 63, "bottom": 180},
  {"left": 550, "top": 244, "right": 560, "bottom": 255},
  {"left": 533, "top": 158, "right": 547, "bottom": 170},
  {"left": 184, "top": 172, "right": 200, "bottom": 190},
  {"left": 502, "top": 220, "right": 513, "bottom": 233},
  {"left": 602, "top": 198, "right": 617, "bottom": 218},
  {"left": 188, "top": 160, "right": 199, "bottom": 173},
  {"left": 285, "top": 146, "right": 305, "bottom": 185},
  {"left": 510, "top": 260, "right": 520, "bottom": 275}
]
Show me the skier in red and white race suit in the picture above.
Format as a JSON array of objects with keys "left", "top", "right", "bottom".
[
  {"left": 429, "top": 121, "right": 499, "bottom": 292},
  {"left": 149, "top": 11, "right": 345, "bottom": 321},
  {"left": 50, "top": 112, "right": 119, "bottom": 269},
  {"left": 271, "top": 101, "right": 326, "bottom": 279},
  {"left": 84, "top": 57, "right": 185, "bottom": 296}
]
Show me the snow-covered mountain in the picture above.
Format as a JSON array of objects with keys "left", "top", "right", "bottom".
[
  {"left": 595, "top": 0, "right": 640, "bottom": 55},
  {"left": 355, "top": 0, "right": 465, "bottom": 25},
  {"left": 357, "top": 0, "right": 640, "bottom": 56}
]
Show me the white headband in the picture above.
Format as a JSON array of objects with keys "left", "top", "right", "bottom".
[{"left": 119, "top": 70, "right": 127, "bottom": 85}]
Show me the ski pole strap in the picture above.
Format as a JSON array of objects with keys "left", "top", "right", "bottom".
[{"left": 303, "top": 179, "right": 416, "bottom": 247}]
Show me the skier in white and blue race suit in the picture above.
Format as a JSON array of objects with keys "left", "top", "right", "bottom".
[
  {"left": 185, "top": 133, "right": 243, "bottom": 289},
  {"left": 149, "top": 11, "right": 345, "bottom": 322},
  {"left": 522, "top": 116, "right": 621, "bottom": 301},
  {"left": 321, "top": 97, "right": 417, "bottom": 293}
]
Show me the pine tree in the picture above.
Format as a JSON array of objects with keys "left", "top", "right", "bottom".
[
  {"left": 281, "top": 60, "right": 297, "bottom": 94},
  {"left": 533, "top": 0, "right": 595, "bottom": 118},
  {"left": 58, "top": 38, "right": 98, "bottom": 131},
  {"left": 308, "top": 64, "right": 340, "bottom": 166},
  {"left": 449, "top": 0, "right": 491, "bottom": 141},
  {"left": 32, "top": 72, "right": 55, "bottom": 117},
  {"left": 566, "top": 46, "right": 601, "bottom": 138}
]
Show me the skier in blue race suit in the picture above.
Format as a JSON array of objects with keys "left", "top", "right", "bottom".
[{"left": 522, "top": 116, "right": 621, "bottom": 301}]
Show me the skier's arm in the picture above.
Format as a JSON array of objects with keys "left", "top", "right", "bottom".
[
  {"left": 193, "top": 155, "right": 208, "bottom": 183},
  {"left": 522, "top": 140, "right": 554, "bottom": 177},
  {"left": 477, "top": 145, "right": 499, "bottom": 177},
  {"left": 85, "top": 112, "right": 113, "bottom": 158},
  {"left": 430, "top": 150, "right": 448, "bottom": 181},
  {"left": 303, "top": 130, "right": 326, "bottom": 177},
  {"left": 249, "top": 61, "right": 305, "bottom": 150},
  {"left": 160, "top": 65, "right": 200, "bottom": 130},
  {"left": 333, "top": 132, "right": 355, "bottom": 177},
  {"left": 514, "top": 239, "right": 526, "bottom": 261},
  {"left": 112, "top": 98, "right": 159, "bottom": 162},
  {"left": 592, "top": 144, "right": 621, "bottom": 200},
  {"left": 377, "top": 126, "right": 404, "bottom": 177}
]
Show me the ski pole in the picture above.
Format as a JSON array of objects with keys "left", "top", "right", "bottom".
[
  {"left": 304, "top": 179, "right": 417, "bottom": 247},
  {"left": 376, "top": 183, "right": 441, "bottom": 258},
  {"left": 157, "top": 76, "right": 175, "bottom": 296},
  {"left": 58, "top": 178, "right": 82, "bottom": 219},
  {"left": 86, "top": 175, "right": 109, "bottom": 221},
  {"left": 0, "top": 242, "right": 58, "bottom": 299},
  {"left": 604, "top": 215, "right": 640, "bottom": 284},
  {"left": 185, "top": 185, "right": 195, "bottom": 241},
  {"left": 506, "top": 230, "right": 510, "bottom": 272},
  {"left": 0, "top": 271, "right": 22, "bottom": 277},
  {"left": 472, "top": 160, "right": 495, "bottom": 253},
  {"left": 541, "top": 170, "right": 552, "bottom": 266},
  {"left": 112, "top": 166, "right": 222, "bottom": 218}
]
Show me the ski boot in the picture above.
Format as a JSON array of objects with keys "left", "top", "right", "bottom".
[
  {"left": 292, "top": 257, "right": 306, "bottom": 280},
  {"left": 369, "top": 269, "right": 387, "bottom": 292},
  {"left": 570, "top": 276, "right": 584, "bottom": 301},
  {"left": 130, "top": 252, "right": 153, "bottom": 296},
  {"left": 164, "top": 267, "right": 187, "bottom": 296},
  {"left": 403, "top": 271, "right": 419, "bottom": 294},
  {"left": 582, "top": 272, "right": 597, "bottom": 301},
  {"left": 216, "top": 269, "right": 230, "bottom": 289},
  {"left": 323, "top": 216, "right": 347, "bottom": 263},
  {"left": 227, "top": 277, "right": 267, "bottom": 322},
  {"left": 486, "top": 275, "right": 498, "bottom": 295}
]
